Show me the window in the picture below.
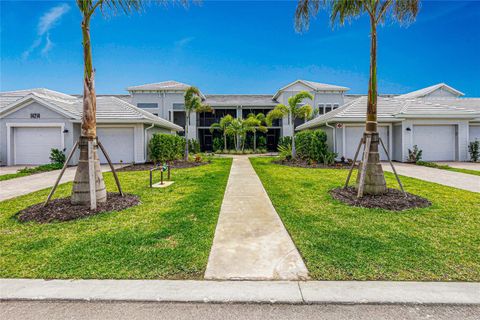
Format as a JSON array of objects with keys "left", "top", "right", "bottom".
[
  {"left": 137, "top": 103, "right": 158, "bottom": 109},
  {"left": 325, "top": 104, "right": 333, "bottom": 113},
  {"left": 152, "top": 113, "right": 158, "bottom": 116},
  {"left": 318, "top": 104, "right": 325, "bottom": 115},
  {"left": 333, "top": 103, "right": 339, "bottom": 109}
]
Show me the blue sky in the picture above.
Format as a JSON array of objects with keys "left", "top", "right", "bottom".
[{"left": 1, "top": 0, "right": 479, "bottom": 96}]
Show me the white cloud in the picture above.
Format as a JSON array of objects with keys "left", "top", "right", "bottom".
[
  {"left": 22, "top": 3, "right": 70, "bottom": 59},
  {"left": 174, "top": 37, "right": 194, "bottom": 48},
  {"left": 38, "top": 3, "right": 70, "bottom": 35},
  {"left": 41, "top": 33, "right": 53, "bottom": 56}
]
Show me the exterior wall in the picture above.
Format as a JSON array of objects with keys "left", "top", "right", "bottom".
[
  {"left": 277, "top": 83, "right": 345, "bottom": 137},
  {"left": 401, "top": 119, "right": 470, "bottom": 162},
  {"left": 0, "top": 102, "right": 74, "bottom": 166},
  {"left": 392, "top": 123, "right": 403, "bottom": 161},
  {"left": 131, "top": 91, "right": 196, "bottom": 139}
]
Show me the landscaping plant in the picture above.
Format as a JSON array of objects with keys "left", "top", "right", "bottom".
[
  {"left": 408, "top": 145, "right": 423, "bottom": 163},
  {"left": 210, "top": 114, "right": 234, "bottom": 151},
  {"left": 49, "top": 148, "right": 66, "bottom": 166},
  {"left": 296, "top": 0, "right": 419, "bottom": 196},
  {"left": 267, "top": 91, "right": 313, "bottom": 158},
  {"left": 244, "top": 113, "right": 268, "bottom": 152},
  {"left": 184, "top": 86, "right": 211, "bottom": 160},
  {"left": 468, "top": 140, "right": 479, "bottom": 162},
  {"left": 148, "top": 134, "right": 185, "bottom": 165}
]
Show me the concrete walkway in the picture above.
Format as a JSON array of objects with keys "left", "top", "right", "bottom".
[
  {"left": 0, "top": 165, "right": 123, "bottom": 202},
  {"left": 205, "top": 156, "right": 308, "bottom": 280},
  {"left": 1, "top": 279, "right": 479, "bottom": 305},
  {"left": 382, "top": 163, "right": 480, "bottom": 193}
]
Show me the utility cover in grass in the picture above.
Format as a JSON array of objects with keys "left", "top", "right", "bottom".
[
  {"left": 330, "top": 187, "right": 431, "bottom": 211},
  {"left": 17, "top": 193, "right": 140, "bottom": 223}
]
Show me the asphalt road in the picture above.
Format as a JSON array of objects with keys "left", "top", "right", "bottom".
[{"left": 1, "top": 301, "right": 479, "bottom": 320}]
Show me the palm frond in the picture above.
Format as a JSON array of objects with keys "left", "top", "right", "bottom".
[
  {"left": 392, "top": 0, "right": 420, "bottom": 25},
  {"left": 295, "top": 104, "right": 313, "bottom": 120}
]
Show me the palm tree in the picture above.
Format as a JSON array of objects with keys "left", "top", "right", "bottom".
[
  {"left": 244, "top": 113, "right": 268, "bottom": 152},
  {"left": 209, "top": 114, "right": 234, "bottom": 151},
  {"left": 225, "top": 118, "right": 243, "bottom": 151},
  {"left": 295, "top": 0, "right": 419, "bottom": 196},
  {"left": 267, "top": 91, "right": 313, "bottom": 158},
  {"left": 71, "top": 0, "right": 143, "bottom": 208},
  {"left": 184, "top": 86, "right": 211, "bottom": 160}
]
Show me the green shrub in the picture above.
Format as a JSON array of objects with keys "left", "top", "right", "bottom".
[
  {"left": 188, "top": 138, "right": 201, "bottom": 154},
  {"left": 148, "top": 134, "right": 185, "bottom": 164},
  {"left": 468, "top": 140, "right": 479, "bottom": 162},
  {"left": 212, "top": 137, "right": 224, "bottom": 152},
  {"left": 49, "top": 148, "right": 66, "bottom": 165},
  {"left": 18, "top": 163, "right": 63, "bottom": 174},
  {"left": 295, "top": 129, "right": 329, "bottom": 163},
  {"left": 257, "top": 136, "right": 267, "bottom": 149},
  {"left": 278, "top": 136, "right": 292, "bottom": 150},
  {"left": 278, "top": 144, "right": 292, "bottom": 161}
]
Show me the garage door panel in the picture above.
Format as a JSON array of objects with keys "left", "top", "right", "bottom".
[
  {"left": 344, "top": 126, "right": 389, "bottom": 160},
  {"left": 14, "top": 127, "right": 62, "bottom": 165},
  {"left": 413, "top": 125, "right": 456, "bottom": 161},
  {"left": 97, "top": 127, "right": 134, "bottom": 164}
]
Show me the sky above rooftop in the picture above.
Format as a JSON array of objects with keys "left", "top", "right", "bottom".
[{"left": 1, "top": 0, "right": 479, "bottom": 96}]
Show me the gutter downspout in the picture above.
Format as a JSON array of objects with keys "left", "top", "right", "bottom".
[
  {"left": 144, "top": 123, "right": 155, "bottom": 162},
  {"left": 325, "top": 121, "right": 336, "bottom": 156}
]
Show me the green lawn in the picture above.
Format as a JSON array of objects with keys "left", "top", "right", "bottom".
[
  {"left": 0, "top": 158, "right": 231, "bottom": 279},
  {"left": 251, "top": 157, "right": 480, "bottom": 281},
  {"left": 416, "top": 161, "right": 480, "bottom": 176}
]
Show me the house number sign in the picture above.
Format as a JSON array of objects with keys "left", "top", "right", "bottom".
[{"left": 30, "top": 113, "right": 41, "bottom": 119}]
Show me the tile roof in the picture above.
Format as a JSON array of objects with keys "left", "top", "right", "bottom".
[
  {"left": 297, "top": 96, "right": 480, "bottom": 130},
  {"left": 204, "top": 94, "right": 278, "bottom": 106},
  {"left": 397, "top": 83, "right": 464, "bottom": 99},
  {"left": 126, "top": 80, "right": 192, "bottom": 92},
  {"left": 0, "top": 89, "right": 182, "bottom": 131}
]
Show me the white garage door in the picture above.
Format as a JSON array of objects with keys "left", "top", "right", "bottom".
[
  {"left": 413, "top": 125, "right": 456, "bottom": 161},
  {"left": 469, "top": 125, "right": 480, "bottom": 143},
  {"left": 14, "top": 127, "right": 62, "bottom": 165},
  {"left": 344, "top": 126, "right": 389, "bottom": 160},
  {"left": 97, "top": 127, "right": 135, "bottom": 164}
]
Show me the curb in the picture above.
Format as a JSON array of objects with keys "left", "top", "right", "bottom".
[{"left": 1, "top": 279, "right": 480, "bottom": 305}]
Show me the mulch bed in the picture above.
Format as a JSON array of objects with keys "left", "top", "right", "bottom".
[
  {"left": 330, "top": 187, "right": 431, "bottom": 211},
  {"left": 117, "top": 160, "right": 208, "bottom": 172},
  {"left": 274, "top": 159, "right": 355, "bottom": 169},
  {"left": 17, "top": 193, "right": 140, "bottom": 223}
]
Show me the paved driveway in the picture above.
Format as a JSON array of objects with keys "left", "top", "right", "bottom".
[
  {"left": 382, "top": 163, "right": 480, "bottom": 193},
  {"left": 0, "top": 165, "right": 124, "bottom": 202}
]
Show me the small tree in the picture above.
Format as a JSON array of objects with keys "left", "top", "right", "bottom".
[
  {"left": 469, "top": 140, "right": 480, "bottom": 162},
  {"left": 184, "top": 86, "right": 211, "bottom": 160},
  {"left": 244, "top": 113, "right": 268, "bottom": 152},
  {"left": 225, "top": 118, "right": 243, "bottom": 151},
  {"left": 295, "top": 0, "right": 419, "bottom": 196},
  {"left": 210, "top": 114, "right": 234, "bottom": 151},
  {"left": 267, "top": 91, "right": 313, "bottom": 158}
]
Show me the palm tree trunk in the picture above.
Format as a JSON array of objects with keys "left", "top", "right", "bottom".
[
  {"left": 223, "top": 132, "right": 227, "bottom": 151},
  {"left": 291, "top": 117, "right": 296, "bottom": 158},
  {"left": 71, "top": 14, "right": 106, "bottom": 207},
  {"left": 185, "top": 112, "right": 189, "bottom": 161},
  {"left": 253, "top": 131, "right": 257, "bottom": 152},
  {"left": 355, "top": 18, "right": 386, "bottom": 196}
]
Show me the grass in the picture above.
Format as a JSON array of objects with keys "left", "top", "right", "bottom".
[
  {"left": 0, "top": 164, "right": 63, "bottom": 182},
  {"left": 416, "top": 161, "right": 480, "bottom": 176},
  {"left": 251, "top": 157, "right": 480, "bottom": 281},
  {"left": 0, "top": 158, "right": 231, "bottom": 279}
]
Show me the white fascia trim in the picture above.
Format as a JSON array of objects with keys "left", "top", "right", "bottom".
[
  {"left": 0, "top": 96, "right": 77, "bottom": 119},
  {"left": 6, "top": 122, "right": 65, "bottom": 166}
]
